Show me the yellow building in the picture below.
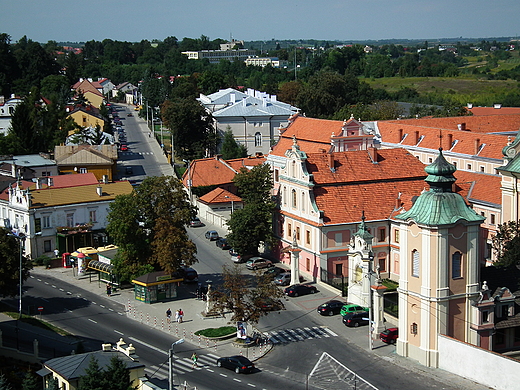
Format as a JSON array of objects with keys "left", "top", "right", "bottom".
[
  {"left": 67, "top": 106, "right": 105, "bottom": 130},
  {"left": 55, "top": 145, "right": 118, "bottom": 181}
]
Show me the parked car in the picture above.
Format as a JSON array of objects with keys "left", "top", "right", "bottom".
[
  {"left": 380, "top": 327, "right": 399, "bottom": 344},
  {"left": 216, "top": 237, "right": 231, "bottom": 249},
  {"left": 245, "top": 257, "right": 273, "bottom": 270},
  {"left": 317, "top": 300, "right": 345, "bottom": 316},
  {"left": 274, "top": 272, "right": 304, "bottom": 286},
  {"left": 127, "top": 113, "right": 133, "bottom": 117},
  {"left": 205, "top": 230, "right": 219, "bottom": 240},
  {"left": 189, "top": 217, "right": 203, "bottom": 227},
  {"left": 216, "top": 355, "right": 255, "bottom": 374},
  {"left": 173, "top": 267, "right": 199, "bottom": 283},
  {"left": 254, "top": 297, "right": 284, "bottom": 311},
  {"left": 342, "top": 311, "right": 370, "bottom": 327},
  {"left": 120, "top": 144, "right": 128, "bottom": 151},
  {"left": 230, "top": 250, "right": 253, "bottom": 263},
  {"left": 264, "top": 266, "right": 285, "bottom": 278},
  {"left": 284, "top": 284, "right": 317, "bottom": 297},
  {"left": 340, "top": 304, "right": 369, "bottom": 317}
]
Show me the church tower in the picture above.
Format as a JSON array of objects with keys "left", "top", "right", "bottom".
[{"left": 395, "top": 149, "right": 484, "bottom": 367}]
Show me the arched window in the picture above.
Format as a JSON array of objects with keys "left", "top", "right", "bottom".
[
  {"left": 452, "top": 252, "right": 462, "bottom": 279},
  {"left": 301, "top": 192, "right": 305, "bottom": 212},
  {"left": 412, "top": 249, "right": 420, "bottom": 277},
  {"left": 292, "top": 189, "right": 297, "bottom": 208},
  {"left": 254, "top": 132, "right": 262, "bottom": 147}
]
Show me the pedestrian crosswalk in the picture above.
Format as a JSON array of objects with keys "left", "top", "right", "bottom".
[
  {"left": 146, "top": 353, "right": 219, "bottom": 379},
  {"left": 265, "top": 326, "right": 338, "bottom": 345}
]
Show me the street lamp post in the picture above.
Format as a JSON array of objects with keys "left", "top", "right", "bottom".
[
  {"left": 224, "top": 195, "right": 234, "bottom": 214},
  {"left": 169, "top": 338, "right": 184, "bottom": 390}
]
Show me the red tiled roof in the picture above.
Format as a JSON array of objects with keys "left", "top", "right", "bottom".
[
  {"left": 453, "top": 170, "right": 502, "bottom": 205},
  {"left": 377, "top": 121, "right": 509, "bottom": 160},
  {"left": 271, "top": 116, "right": 345, "bottom": 156},
  {"left": 468, "top": 107, "right": 520, "bottom": 116},
  {"left": 306, "top": 148, "right": 426, "bottom": 185},
  {"left": 72, "top": 79, "right": 102, "bottom": 94},
  {"left": 182, "top": 156, "right": 265, "bottom": 188},
  {"left": 198, "top": 187, "right": 242, "bottom": 204}
]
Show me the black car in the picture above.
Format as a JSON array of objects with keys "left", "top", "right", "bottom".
[
  {"left": 264, "top": 266, "right": 285, "bottom": 278},
  {"left": 216, "top": 355, "right": 255, "bottom": 374},
  {"left": 342, "top": 311, "right": 370, "bottom": 327},
  {"left": 317, "top": 300, "right": 345, "bottom": 316},
  {"left": 284, "top": 284, "right": 318, "bottom": 297},
  {"left": 216, "top": 237, "right": 231, "bottom": 249}
]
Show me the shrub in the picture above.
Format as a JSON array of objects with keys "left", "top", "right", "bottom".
[{"left": 34, "top": 255, "right": 51, "bottom": 266}]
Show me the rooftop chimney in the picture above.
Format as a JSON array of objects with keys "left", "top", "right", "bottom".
[
  {"left": 415, "top": 131, "right": 420, "bottom": 144},
  {"left": 447, "top": 134, "right": 453, "bottom": 149},
  {"left": 368, "top": 146, "right": 378, "bottom": 162},
  {"left": 47, "top": 177, "right": 53, "bottom": 187},
  {"left": 96, "top": 186, "right": 103, "bottom": 196},
  {"left": 328, "top": 153, "right": 335, "bottom": 172},
  {"left": 475, "top": 138, "right": 481, "bottom": 155},
  {"left": 457, "top": 123, "right": 466, "bottom": 131},
  {"left": 36, "top": 178, "right": 41, "bottom": 189},
  {"left": 398, "top": 129, "right": 403, "bottom": 143}
]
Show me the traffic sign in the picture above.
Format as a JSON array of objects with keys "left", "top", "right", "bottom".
[{"left": 37, "top": 306, "right": 43, "bottom": 312}]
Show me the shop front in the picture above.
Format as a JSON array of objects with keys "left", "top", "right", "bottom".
[{"left": 131, "top": 271, "right": 183, "bottom": 304}]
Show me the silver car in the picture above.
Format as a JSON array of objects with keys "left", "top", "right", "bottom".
[{"left": 245, "top": 257, "right": 273, "bottom": 270}]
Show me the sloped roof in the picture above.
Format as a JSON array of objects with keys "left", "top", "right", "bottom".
[
  {"left": 56, "top": 149, "right": 113, "bottom": 166},
  {"left": 453, "top": 170, "right": 501, "bottom": 206},
  {"left": 376, "top": 121, "right": 509, "bottom": 159},
  {"left": 306, "top": 148, "right": 426, "bottom": 186},
  {"left": 67, "top": 105, "right": 104, "bottom": 120},
  {"left": 199, "top": 187, "right": 242, "bottom": 205},
  {"left": 468, "top": 107, "right": 520, "bottom": 116},
  {"left": 182, "top": 156, "right": 265, "bottom": 188},
  {"left": 0, "top": 154, "right": 56, "bottom": 167},
  {"left": 72, "top": 79, "right": 103, "bottom": 94},
  {"left": 29, "top": 181, "right": 133, "bottom": 208},
  {"left": 55, "top": 145, "right": 118, "bottom": 164},
  {"left": 43, "top": 350, "right": 143, "bottom": 380},
  {"left": 271, "top": 116, "right": 346, "bottom": 157},
  {"left": 212, "top": 96, "right": 297, "bottom": 118}
]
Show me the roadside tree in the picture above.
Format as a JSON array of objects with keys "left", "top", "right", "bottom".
[
  {"left": 220, "top": 129, "right": 247, "bottom": 160},
  {"left": 0, "top": 227, "right": 31, "bottom": 297},
  {"left": 106, "top": 176, "right": 197, "bottom": 281},
  {"left": 491, "top": 220, "right": 520, "bottom": 270},
  {"left": 211, "top": 264, "right": 284, "bottom": 324},
  {"left": 227, "top": 164, "right": 276, "bottom": 256}
]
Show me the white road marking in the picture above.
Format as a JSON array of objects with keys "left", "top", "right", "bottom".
[
  {"left": 44, "top": 282, "right": 49, "bottom": 285},
  {"left": 88, "top": 319, "right": 97, "bottom": 323},
  {"left": 206, "top": 369, "right": 214, "bottom": 372},
  {"left": 128, "top": 337, "right": 168, "bottom": 355},
  {"left": 99, "top": 305, "right": 105, "bottom": 308},
  {"left": 59, "top": 288, "right": 64, "bottom": 292},
  {"left": 51, "top": 285, "right": 56, "bottom": 288},
  {"left": 108, "top": 308, "right": 114, "bottom": 311},
  {"left": 247, "top": 384, "right": 256, "bottom": 387},
  {"left": 322, "top": 327, "right": 338, "bottom": 337},
  {"left": 114, "top": 330, "right": 124, "bottom": 335},
  {"left": 233, "top": 378, "right": 241, "bottom": 382},
  {"left": 220, "top": 373, "right": 228, "bottom": 377},
  {"left": 37, "top": 279, "right": 41, "bottom": 281}
]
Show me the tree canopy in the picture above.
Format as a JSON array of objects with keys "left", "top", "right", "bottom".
[
  {"left": 77, "top": 355, "right": 135, "bottom": 390},
  {"left": 106, "top": 176, "right": 197, "bottom": 281},
  {"left": 491, "top": 220, "right": 520, "bottom": 270},
  {"left": 0, "top": 227, "right": 31, "bottom": 297},
  {"left": 220, "top": 129, "right": 247, "bottom": 160},
  {"left": 227, "top": 164, "right": 276, "bottom": 256}
]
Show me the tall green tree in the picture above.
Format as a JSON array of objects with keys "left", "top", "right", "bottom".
[
  {"left": 161, "top": 98, "right": 216, "bottom": 160},
  {"left": 103, "top": 356, "right": 134, "bottom": 390},
  {"left": 21, "top": 372, "right": 39, "bottom": 390},
  {"left": 106, "top": 176, "right": 197, "bottom": 281},
  {"left": 45, "top": 378, "right": 58, "bottom": 390},
  {"left": 0, "top": 228, "right": 31, "bottom": 298},
  {"left": 492, "top": 220, "right": 520, "bottom": 270},
  {"left": 220, "top": 129, "right": 247, "bottom": 159},
  {"left": 77, "top": 357, "right": 104, "bottom": 390},
  {"left": 227, "top": 164, "right": 276, "bottom": 256},
  {"left": 0, "top": 374, "right": 12, "bottom": 390}
]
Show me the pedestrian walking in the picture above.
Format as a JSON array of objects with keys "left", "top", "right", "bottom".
[
  {"left": 175, "top": 309, "right": 180, "bottom": 323},
  {"left": 191, "top": 352, "right": 198, "bottom": 368},
  {"left": 166, "top": 308, "right": 172, "bottom": 323},
  {"left": 106, "top": 283, "right": 112, "bottom": 297},
  {"left": 54, "top": 248, "right": 59, "bottom": 258},
  {"left": 178, "top": 308, "right": 184, "bottom": 323}
]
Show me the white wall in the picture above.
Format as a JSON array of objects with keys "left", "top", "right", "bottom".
[{"left": 438, "top": 335, "right": 520, "bottom": 390}]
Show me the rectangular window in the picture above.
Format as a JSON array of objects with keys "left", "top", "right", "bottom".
[
  {"left": 480, "top": 166, "right": 485, "bottom": 173},
  {"left": 467, "top": 164, "right": 472, "bottom": 170},
  {"left": 34, "top": 218, "right": 42, "bottom": 233},
  {"left": 296, "top": 227, "right": 300, "bottom": 241},
  {"left": 66, "top": 213, "right": 74, "bottom": 227},
  {"left": 379, "top": 257, "right": 386, "bottom": 272},
  {"left": 482, "top": 311, "right": 489, "bottom": 323},
  {"left": 412, "top": 250, "right": 420, "bottom": 277},
  {"left": 394, "top": 229, "right": 400, "bottom": 243},
  {"left": 42, "top": 215, "right": 50, "bottom": 228},
  {"left": 335, "top": 232, "right": 342, "bottom": 247},
  {"left": 501, "top": 305, "right": 510, "bottom": 318},
  {"left": 452, "top": 252, "right": 462, "bottom": 279},
  {"left": 378, "top": 228, "right": 386, "bottom": 242},
  {"left": 79, "top": 168, "right": 87, "bottom": 174},
  {"left": 306, "top": 230, "right": 311, "bottom": 245},
  {"left": 274, "top": 169, "right": 279, "bottom": 182},
  {"left": 44, "top": 240, "right": 52, "bottom": 252},
  {"left": 453, "top": 161, "right": 457, "bottom": 168},
  {"left": 288, "top": 224, "right": 292, "bottom": 237},
  {"left": 42, "top": 171, "right": 51, "bottom": 177},
  {"left": 306, "top": 258, "right": 310, "bottom": 271},
  {"left": 89, "top": 210, "right": 97, "bottom": 223},
  {"left": 490, "top": 214, "right": 496, "bottom": 224},
  {"left": 335, "top": 263, "right": 343, "bottom": 276}
]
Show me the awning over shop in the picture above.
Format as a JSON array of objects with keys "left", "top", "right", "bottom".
[{"left": 88, "top": 260, "right": 114, "bottom": 273}]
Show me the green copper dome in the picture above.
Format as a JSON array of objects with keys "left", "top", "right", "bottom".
[{"left": 396, "top": 149, "right": 485, "bottom": 227}]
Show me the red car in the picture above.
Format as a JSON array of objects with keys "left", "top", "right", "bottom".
[
  {"left": 380, "top": 327, "right": 398, "bottom": 344},
  {"left": 120, "top": 144, "right": 128, "bottom": 151}
]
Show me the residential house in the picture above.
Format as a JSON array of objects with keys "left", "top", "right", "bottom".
[
  {"left": 197, "top": 187, "right": 242, "bottom": 221},
  {"left": 72, "top": 78, "right": 103, "bottom": 95},
  {"left": 244, "top": 57, "right": 288, "bottom": 68},
  {"left": 112, "top": 82, "right": 137, "bottom": 104},
  {"left": 98, "top": 78, "right": 115, "bottom": 95},
  {"left": 182, "top": 48, "right": 257, "bottom": 63},
  {"left": 82, "top": 89, "right": 104, "bottom": 109},
  {"left": 0, "top": 153, "right": 58, "bottom": 179},
  {"left": 0, "top": 95, "right": 22, "bottom": 135},
  {"left": 37, "top": 339, "right": 145, "bottom": 390},
  {"left": 66, "top": 105, "right": 106, "bottom": 130},
  {"left": 0, "top": 176, "right": 133, "bottom": 258},
  {"left": 198, "top": 88, "right": 299, "bottom": 155},
  {"left": 55, "top": 145, "right": 118, "bottom": 181}
]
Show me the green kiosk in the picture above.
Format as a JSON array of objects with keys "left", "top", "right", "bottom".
[{"left": 132, "top": 271, "right": 183, "bottom": 304}]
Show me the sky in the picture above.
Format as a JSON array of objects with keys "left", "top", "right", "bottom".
[{"left": 1, "top": 0, "right": 519, "bottom": 44}]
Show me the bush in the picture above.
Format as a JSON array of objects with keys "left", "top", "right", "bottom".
[
  {"left": 194, "top": 326, "right": 236, "bottom": 338},
  {"left": 34, "top": 255, "right": 51, "bottom": 266}
]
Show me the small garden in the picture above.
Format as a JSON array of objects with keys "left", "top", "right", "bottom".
[{"left": 194, "top": 326, "right": 236, "bottom": 339}]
